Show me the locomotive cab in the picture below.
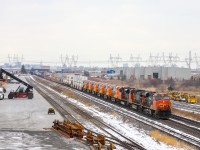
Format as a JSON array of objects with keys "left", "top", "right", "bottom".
[{"left": 151, "top": 93, "right": 172, "bottom": 119}]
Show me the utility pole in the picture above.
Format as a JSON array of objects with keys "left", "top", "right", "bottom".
[
  {"left": 185, "top": 51, "right": 192, "bottom": 69},
  {"left": 130, "top": 54, "right": 141, "bottom": 67},
  {"left": 149, "top": 53, "right": 162, "bottom": 66},
  {"left": 60, "top": 54, "right": 67, "bottom": 68},
  {"left": 109, "top": 54, "right": 122, "bottom": 68},
  {"left": 194, "top": 53, "right": 200, "bottom": 70}
]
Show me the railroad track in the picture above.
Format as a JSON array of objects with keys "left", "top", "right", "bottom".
[
  {"left": 172, "top": 101, "right": 200, "bottom": 114},
  {"left": 170, "top": 114, "right": 200, "bottom": 130},
  {"left": 32, "top": 75, "right": 200, "bottom": 149},
  {"left": 27, "top": 77, "right": 145, "bottom": 150},
  {"left": 166, "top": 116, "right": 200, "bottom": 140}
]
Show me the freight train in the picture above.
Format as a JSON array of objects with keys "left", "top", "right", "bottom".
[{"left": 38, "top": 73, "right": 172, "bottom": 119}]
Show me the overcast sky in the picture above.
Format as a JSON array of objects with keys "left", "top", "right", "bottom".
[{"left": 0, "top": 0, "right": 200, "bottom": 65}]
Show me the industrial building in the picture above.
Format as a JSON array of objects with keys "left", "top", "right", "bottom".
[
  {"left": 30, "top": 66, "right": 50, "bottom": 74},
  {"left": 114, "top": 66, "right": 191, "bottom": 81}
]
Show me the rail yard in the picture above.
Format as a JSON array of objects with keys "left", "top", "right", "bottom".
[
  {"left": 1, "top": 67, "right": 200, "bottom": 150},
  {"left": 1, "top": 1, "right": 200, "bottom": 150},
  {"left": 32, "top": 74, "right": 200, "bottom": 148}
]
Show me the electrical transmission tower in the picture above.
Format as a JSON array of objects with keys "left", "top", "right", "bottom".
[
  {"left": 8, "top": 54, "right": 11, "bottom": 67},
  {"left": 109, "top": 54, "right": 122, "bottom": 68},
  {"left": 71, "top": 55, "right": 78, "bottom": 67},
  {"left": 130, "top": 54, "right": 142, "bottom": 67},
  {"left": 194, "top": 53, "right": 200, "bottom": 70},
  {"left": 185, "top": 51, "right": 192, "bottom": 69},
  {"left": 149, "top": 53, "right": 162, "bottom": 66},
  {"left": 162, "top": 53, "right": 179, "bottom": 67},
  {"left": 8, "top": 54, "right": 24, "bottom": 68},
  {"left": 60, "top": 54, "right": 67, "bottom": 68},
  {"left": 61, "top": 55, "right": 78, "bottom": 68}
]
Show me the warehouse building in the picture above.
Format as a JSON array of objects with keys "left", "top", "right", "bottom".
[
  {"left": 114, "top": 66, "right": 191, "bottom": 81},
  {"left": 30, "top": 66, "right": 50, "bottom": 74}
]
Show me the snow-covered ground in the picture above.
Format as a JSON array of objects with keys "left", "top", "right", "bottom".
[
  {"left": 0, "top": 79, "right": 63, "bottom": 130},
  {"left": 68, "top": 98, "right": 181, "bottom": 150},
  {"left": 0, "top": 130, "right": 90, "bottom": 150},
  {"left": 0, "top": 76, "right": 90, "bottom": 150}
]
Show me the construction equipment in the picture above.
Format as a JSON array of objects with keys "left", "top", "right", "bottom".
[
  {"left": 168, "top": 91, "right": 183, "bottom": 101},
  {"left": 168, "top": 91, "right": 197, "bottom": 103},
  {"left": 180, "top": 93, "right": 188, "bottom": 102},
  {"left": 48, "top": 108, "right": 55, "bottom": 114},
  {"left": 0, "top": 68, "right": 33, "bottom": 99},
  {"left": 187, "top": 95, "right": 197, "bottom": 103}
]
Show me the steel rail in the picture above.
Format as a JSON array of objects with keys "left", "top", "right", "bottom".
[
  {"left": 28, "top": 77, "right": 145, "bottom": 150},
  {"left": 33, "top": 75, "right": 200, "bottom": 149}
]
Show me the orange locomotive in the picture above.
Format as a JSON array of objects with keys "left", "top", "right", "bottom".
[
  {"left": 99, "top": 83, "right": 107, "bottom": 97},
  {"left": 83, "top": 80, "right": 89, "bottom": 92},
  {"left": 116, "top": 88, "right": 172, "bottom": 119},
  {"left": 150, "top": 93, "right": 172, "bottom": 118},
  {"left": 88, "top": 81, "right": 94, "bottom": 93},
  {"left": 82, "top": 80, "right": 172, "bottom": 119},
  {"left": 93, "top": 82, "right": 100, "bottom": 95},
  {"left": 105, "top": 84, "right": 114, "bottom": 100}
]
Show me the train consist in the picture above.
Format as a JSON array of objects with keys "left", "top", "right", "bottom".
[{"left": 39, "top": 73, "right": 172, "bottom": 119}]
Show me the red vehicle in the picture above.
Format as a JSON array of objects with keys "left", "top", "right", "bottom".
[
  {"left": 8, "top": 86, "right": 33, "bottom": 99},
  {"left": 0, "top": 68, "right": 34, "bottom": 99}
]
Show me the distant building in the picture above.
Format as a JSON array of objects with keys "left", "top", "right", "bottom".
[
  {"left": 30, "top": 66, "right": 50, "bottom": 74},
  {"left": 191, "top": 70, "right": 200, "bottom": 80},
  {"left": 191, "top": 74, "right": 200, "bottom": 80},
  {"left": 123, "top": 63, "right": 129, "bottom": 67},
  {"left": 113, "top": 66, "right": 191, "bottom": 80}
]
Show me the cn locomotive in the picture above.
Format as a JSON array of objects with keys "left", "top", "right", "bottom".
[{"left": 81, "top": 80, "right": 172, "bottom": 119}]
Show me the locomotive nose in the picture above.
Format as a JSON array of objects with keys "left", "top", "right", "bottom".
[{"left": 158, "top": 101, "right": 170, "bottom": 110}]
